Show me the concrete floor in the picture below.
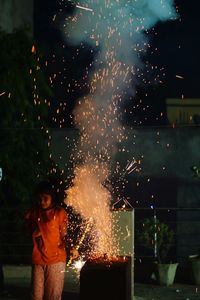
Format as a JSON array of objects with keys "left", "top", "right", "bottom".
[{"left": 1, "top": 265, "right": 200, "bottom": 300}]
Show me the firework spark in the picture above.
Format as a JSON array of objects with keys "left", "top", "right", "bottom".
[
  {"left": 176, "top": 74, "right": 184, "bottom": 79},
  {"left": 63, "top": 0, "right": 177, "bottom": 258},
  {"left": 76, "top": 5, "right": 93, "bottom": 12}
]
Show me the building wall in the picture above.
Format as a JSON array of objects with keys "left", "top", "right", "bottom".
[
  {"left": 51, "top": 126, "right": 200, "bottom": 261},
  {"left": 52, "top": 127, "right": 200, "bottom": 180},
  {"left": 166, "top": 98, "right": 200, "bottom": 125}
]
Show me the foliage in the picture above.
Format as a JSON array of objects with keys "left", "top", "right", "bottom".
[
  {"left": 137, "top": 217, "right": 175, "bottom": 263},
  {"left": 0, "top": 28, "right": 54, "bottom": 208},
  {"left": 191, "top": 166, "right": 200, "bottom": 178},
  {"left": 0, "top": 28, "right": 60, "bottom": 263}
]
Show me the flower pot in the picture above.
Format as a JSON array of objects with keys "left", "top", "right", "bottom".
[
  {"left": 190, "top": 258, "right": 200, "bottom": 285},
  {"left": 157, "top": 263, "right": 178, "bottom": 286}
]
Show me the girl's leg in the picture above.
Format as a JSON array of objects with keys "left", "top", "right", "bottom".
[
  {"left": 44, "top": 262, "right": 65, "bottom": 300},
  {"left": 31, "top": 264, "right": 44, "bottom": 300}
]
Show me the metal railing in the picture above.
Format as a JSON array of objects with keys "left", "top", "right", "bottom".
[
  {"left": 135, "top": 207, "right": 200, "bottom": 262},
  {"left": 1, "top": 207, "right": 200, "bottom": 264}
]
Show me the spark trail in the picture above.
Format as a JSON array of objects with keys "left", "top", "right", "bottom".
[{"left": 64, "top": 0, "right": 177, "bottom": 257}]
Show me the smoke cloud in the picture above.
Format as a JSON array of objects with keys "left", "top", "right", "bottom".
[
  {"left": 65, "top": 0, "right": 177, "bottom": 61},
  {"left": 64, "top": 0, "right": 177, "bottom": 256}
]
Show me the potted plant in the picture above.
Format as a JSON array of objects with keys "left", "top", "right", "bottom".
[
  {"left": 137, "top": 217, "right": 178, "bottom": 286},
  {"left": 188, "top": 254, "right": 200, "bottom": 285}
]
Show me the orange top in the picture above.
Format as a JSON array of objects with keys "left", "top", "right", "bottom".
[{"left": 25, "top": 206, "right": 68, "bottom": 265}]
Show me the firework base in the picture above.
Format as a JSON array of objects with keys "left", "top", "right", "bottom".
[{"left": 80, "top": 256, "right": 132, "bottom": 300}]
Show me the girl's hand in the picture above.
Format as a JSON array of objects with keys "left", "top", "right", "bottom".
[{"left": 70, "top": 249, "right": 79, "bottom": 259}]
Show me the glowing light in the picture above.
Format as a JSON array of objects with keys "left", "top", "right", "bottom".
[
  {"left": 175, "top": 74, "right": 184, "bottom": 79},
  {"left": 60, "top": 0, "right": 178, "bottom": 260},
  {"left": 73, "top": 259, "right": 86, "bottom": 272},
  {"left": 124, "top": 225, "right": 131, "bottom": 240},
  {"left": 76, "top": 5, "right": 93, "bottom": 12},
  {"left": 65, "top": 164, "right": 117, "bottom": 257},
  {"left": 31, "top": 45, "right": 36, "bottom": 54}
]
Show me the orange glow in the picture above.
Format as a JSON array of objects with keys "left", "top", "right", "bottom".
[
  {"left": 31, "top": 45, "right": 36, "bottom": 54},
  {"left": 65, "top": 163, "right": 118, "bottom": 258}
]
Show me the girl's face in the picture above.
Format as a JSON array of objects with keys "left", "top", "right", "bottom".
[{"left": 39, "top": 193, "right": 53, "bottom": 209}]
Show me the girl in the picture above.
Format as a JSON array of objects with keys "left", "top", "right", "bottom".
[{"left": 25, "top": 181, "right": 72, "bottom": 300}]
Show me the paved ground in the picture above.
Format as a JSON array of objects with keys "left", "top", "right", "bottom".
[
  {"left": 135, "top": 283, "right": 200, "bottom": 300},
  {"left": 1, "top": 265, "right": 200, "bottom": 300},
  {"left": 2, "top": 282, "right": 200, "bottom": 300}
]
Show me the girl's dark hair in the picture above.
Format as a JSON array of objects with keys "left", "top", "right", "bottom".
[{"left": 35, "top": 180, "right": 57, "bottom": 203}]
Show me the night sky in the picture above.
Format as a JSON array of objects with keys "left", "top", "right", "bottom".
[
  {"left": 150, "top": 0, "right": 200, "bottom": 98},
  {"left": 33, "top": 0, "right": 200, "bottom": 127}
]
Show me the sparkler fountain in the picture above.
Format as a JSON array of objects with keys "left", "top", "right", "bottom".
[{"left": 62, "top": 0, "right": 177, "bottom": 298}]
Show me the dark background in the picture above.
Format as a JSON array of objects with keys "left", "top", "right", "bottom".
[{"left": 33, "top": 0, "right": 200, "bottom": 127}]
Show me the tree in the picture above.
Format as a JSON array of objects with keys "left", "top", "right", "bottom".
[{"left": 0, "top": 28, "right": 56, "bottom": 264}]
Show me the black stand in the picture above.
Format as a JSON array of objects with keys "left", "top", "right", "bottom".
[{"left": 80, "top": 256, "right": 132, "bottom": 300}]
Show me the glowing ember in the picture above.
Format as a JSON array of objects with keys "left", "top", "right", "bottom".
[
  {"left": 85, "top": 255, "right": 130, "bottom": 265},
  {"left": 63, "top": 0, "right": 177, "bottom": 259},
  {"left": 73, "top": 259, "right": 86, "bottom": 272},
  {"left": 31, "top": 45, "right": 36, "bottom": 54},
  {"left": 65, "top": 163, "right": 118, "bottom": 257},
  {"left": 176, "top": 74, "right": 184, "bottom": 79},
  {"left": 76, "top": 5, "right": 93, "bottom": 12}
]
